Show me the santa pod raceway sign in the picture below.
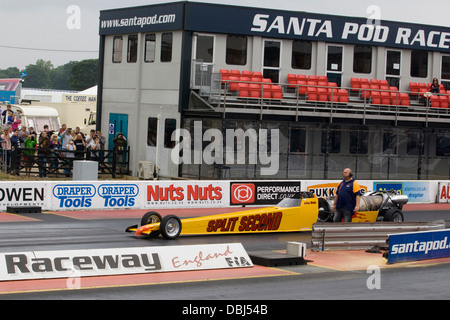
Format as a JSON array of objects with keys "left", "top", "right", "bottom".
[
  {"left": 0, "top": 243, "right": 252, "bottom": 281},
  {"left": 388, "top": 229, "right": 450, "bottom": 264}
]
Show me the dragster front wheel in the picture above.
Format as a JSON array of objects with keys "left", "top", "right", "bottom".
[
  {"left": 141, "top": 211, "right": 162, "bottom": 238},
  {"left": 160, "top": 215, "right": 182, "bottom": 240}
]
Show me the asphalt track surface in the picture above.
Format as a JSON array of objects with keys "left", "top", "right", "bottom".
[{"left": 0, "top": 204, "right": 449, "bottom": 303}]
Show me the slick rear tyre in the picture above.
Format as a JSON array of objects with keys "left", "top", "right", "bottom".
[
  {"left": 160, "top": 215, "right": 182, "bottom": 240},
  {"left": 383, "top": 209, "right": 404, "bottom": 222},
  {"left": 141, "top": 211, "right": 162, "bottom": 238}
]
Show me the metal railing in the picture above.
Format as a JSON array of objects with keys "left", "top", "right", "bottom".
[
  {"left": 311, "top": 220, "right": 446, "bottom": 251},
  {"left": 2, "top": 146, "right": 130, "bottom": 178},
  {"left": 200, "top": 73, "right": 450, "bottom": 126}
]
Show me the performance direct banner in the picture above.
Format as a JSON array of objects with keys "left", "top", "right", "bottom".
[{"left": 229, "top": 181, "right": 301, "bottom": 206}]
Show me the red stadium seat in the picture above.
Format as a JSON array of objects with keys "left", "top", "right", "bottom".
[
  {"left": 409, "top": 82, "right": 418, "bottom": 96},
  {"left": 351, "top": 77, "right": 360, "bottom": 92},
  {"left": 360, "top": 84, "right": 371, "bottom": 99},
  {"left": 297, "top": 80, "right": 307, "bottom": 95},
  {"left": 380, "top": 91, "right": 391, "bottom": 105},
  {"left": 249, "top": 83, "right": 261, "bottom": 98},
  {"left": 338, "top": 89, "right": 349, "bottom": 103},
  {"left": 262, "top": 84, "right": 272, "bottom": 99},
  {"left": 230, "top": 70, "right": 241, "bottom": 76},
  {"left": 328, "top": 88, "right": 339, "bottom": 102},
  {"left": 371, "top": 91, "right": 381, "bottom": 104},
  {"left": 252, "top": 71, "right": 263, "bottom": 80},
  {"left": 287, "top": 74, "right": 298, "bottom": 88},
  {"left": 220, "top": 69, "right": 230, "bottom": 84},
  {"left": 237, "top": 83, "right": 249, "bottom": 97},
  {"left": 307, "top": 87, "right": 318, "bottom": 101},
  {"left": 317, "top": 87, "right": 328, "bottom": 101},
  {"left": 242, "top": 70, "right": 252, "bottom": 77},
  {"left": 228, "top": 76, "right": 240, "bottom": 91},
  {"left": 439, "top": 95, "right": 449, "bottom": 108},
  {"left": 430, "top": 95, "right": 440, "bottom": 108},
  {"left": 271, "top": 85, "right": 283, "bottom": 99}
]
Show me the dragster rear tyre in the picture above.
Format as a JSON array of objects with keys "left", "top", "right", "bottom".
[{"left": 160, "top": 215, "right": 182, "bottom": 240}]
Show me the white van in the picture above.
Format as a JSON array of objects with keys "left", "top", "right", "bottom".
[{"left": 10, "top": 105, "right": 61, "bottom": 132}]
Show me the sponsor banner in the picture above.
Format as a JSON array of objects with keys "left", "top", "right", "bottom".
[
  {"left": 373, "top": 181, "right": 429, "bottom": 203},
  {"left": 145, "top": 181, "right": 229, "bottom": 208},
  {"left": 51, "top": 182, "right": 141, "bottom": 210},
  {"left": 229, "top": 181, "right": 300, "bottom": 206},
  {"left": 388, "top": 230, "right": 450, "bottom": 264},
  {"left": 304, "top": 180, "right": 369, "bottom": 198},
  {"left": 101, "top": 3, "right": 450, "bottom": 53},
  {"left": 0, "top": 243, "right": 252, "bottom": 281},
  {"left": 0, "top": 182, "right": 49, "bottom": 211},
  {"left": 438, "top": 182, "right": 450, "bottom": 203}
]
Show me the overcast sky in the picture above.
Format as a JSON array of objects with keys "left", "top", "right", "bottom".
[{"left": 1, "top": 0, "right": 449, "bottom": 69}]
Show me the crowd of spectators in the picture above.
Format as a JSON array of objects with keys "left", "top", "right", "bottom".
[{"left": 0, "top": 117, "right": 124, "bottom": 177}]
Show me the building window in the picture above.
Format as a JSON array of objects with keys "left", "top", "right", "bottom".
[
  {"left": 161, "top": 32, "right": 173, "bottom": 62},
  {"left": 144, "top": 34, "right": 156, "bottom": 63},
  {"left": 436, "top": 130, "right": 450, "bottom": 156},
  {"left": 112, "top": 36, "right": 123, "bottom": 63},
  {"left": 147, "top": 117, "right": 158, "bottom": 147},
  {"left": 349, "top": 126, "right": 369, "bottom": 154},
  {"left": 321, "top": 125, "right": 341, "bottom": 154},
  {"left": 410, "top": 50, "right": 428, "bottom": 78},
  {"left": 382, "top": 130, "right": 397, "bottom": 154},
  {"left": 164, "top": 119, "right": 177, "bottom": 148},
  {"left": 196, "top": 35, "right": 214, "bottom": 64},
  {"left": 226, "top": 35, "right": 247, "bottom": 66},
  {"left": 289, "top": 127, "right": 306, "bottom": 153},
  {"left": 353, "top": 45, "right": 372, "bottom": 74},
  {"left": 127, "top": 35, "right": 138, "bottom": 63},
  {"left": 386, "top": 50, "right": 401, "bottom": 76},
  {"left": 292, "top": 40, "right": 312, "bottom": 70}
]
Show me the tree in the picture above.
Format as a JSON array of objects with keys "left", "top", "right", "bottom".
[
  {"left": 23, "top": 59, "right": 54, "bottom": 89},
  {"left": 52, "top": 61, "right": 77, "bottom": 90},
  {"left": 69, "top": 59, "right": 98, "bottom": 91},
  {"left": 0, "top": 67, "right": 20, "bottom": 79}
]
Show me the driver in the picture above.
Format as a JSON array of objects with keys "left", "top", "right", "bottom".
[{"left": 332, "top": 168, "right": 361, "bottom": 222}]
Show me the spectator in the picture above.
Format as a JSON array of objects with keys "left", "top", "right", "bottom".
[
  {"left": 10, "top": 114, "right": 21, "bottom": 131},
  {"left": 38, "top": 131, "right": 50, "bottom": 178},
  {"left": 19, "top": 126, "right": 28, "bottom": 148},
  {"left": 89, "top": 136, "right": 101, "bottom": 161},
  {"left": 2, "top": 105, "right": 13, "bottom": 125},
  {"left": 49, "top": 133, "right": 61, "bottom": 173},
  {"left": 113, "top": 132, "right": 127, "bottom": 167},
  {"left": 0, "top": 128, "right": 12, "bottom": 170},
  {"left": 74, "top": 133, "right": 86, "bottom": 160},
  {"left": 430, "top": 78, "right": 440, "bottom": 94},
  {"left": 10, "top": 129, "right": 20, "bottom": 174},
  {"left": 86, "top": 129, "right": 96, "bottom": 149},
  {"left": 59, "top": 124, "right": 67, "bottom": 136},
  {"left": 60, "top": 127, "right": 73, "bottom": 149},
  {"left": 96, "top": 131, "right": 106, "bottom": 172},
  {"left": 23, "top": 135, "right": 37, "bottom": 177},
  {"left": 64, "top": 139, "right": 76, "bottom": 177}
]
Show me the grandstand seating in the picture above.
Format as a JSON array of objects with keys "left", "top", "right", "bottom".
[
  {"left": 219, "top": 70, "right": 450, "bottom": 108},
  {"left": 220, "top": 69, "right": 282, "bottom": 99}
]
